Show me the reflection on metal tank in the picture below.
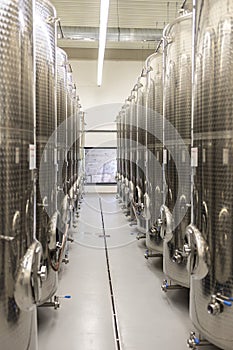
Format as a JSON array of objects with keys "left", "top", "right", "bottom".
[
  {"left": 121, "top": 104, "right": 128, "bottom": 205},
  {"left": 135, "top": 73, "right": 148, "bottom": 232},
  {"left": 145, "top": 47, "right": 164, "bottom": 254},
  {"left": 116, "top": 113, "right": 121, "bottom": 196},
  {"left": 67, "top": 66, "right": 74, "bottom": 199},
  {"left": 161, "top": 12, "right": 192, "bottom": 288},
  {"left": 56, "top": 47, "right": 69, "bottom": 231},
  {"left": 186, "top": 1, "right": 233, "bottom": 348},
  {"left": 129, "top": 87, "right": 138, "bottom": 209},
  {"left": 124, "top": 99, "right": 131, "bottom": 208},
  {"left": 71, "top": 83, "right": 77, "bottom": 204},
  {"left": 35, "top": 0, "right": 58, "bottom": 303},
  {"left": 0, "top": 1, "right": 38, "bottom": 349}
]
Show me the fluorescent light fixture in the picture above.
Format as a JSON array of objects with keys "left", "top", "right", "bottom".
[{"left": 97, "top": 0, "right": 110, "bottom": 86}]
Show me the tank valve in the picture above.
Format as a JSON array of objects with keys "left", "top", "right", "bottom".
[
  {"left": 149, "top": 225, "right": 160, "bottom": 239},
  {"left": 39, "top": 295, "right": 71, "bottom": 310},
  {"left": 144, "top": 249, "right": 162, "bottom": 259},
  {"left": 136, "top": 233, "right": 146, "bottom": 240},
  {"left": 62, "top": 255, "right": 69, "bottom": 264},
  {"left": 172, "top": 243, "right": 192, "bottom": 264},
  {"left": 187, "top": 332, "right": 210, "bottom": 348},
  {"left": 172, "top": 250, "right": 183, "bottom": 264},
  {"left": 161, "top": 279, "right": 184, "bottom": 293},
  {"left": 136, "top": 203, "right": 144, "bottom": 216},
  {"left": 129, "top": 221, "right": 137, "bottom": 227},
  {"left": 207, "top": 293, "right": 233, "bottom": 316},
  {"left": 39, "top": 296, "right": 60, "bottom": 310}
]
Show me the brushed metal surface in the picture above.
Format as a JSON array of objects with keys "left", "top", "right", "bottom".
[
  {"left": 190, "top": 1, "right": 233, "bottom": 348},
  {"left": 0, "top": 1, "right": 37, "bottom": 349},
  {"left": 56, "top": 47, "right": 69, "bottom": 237},
  {"left": 130, "top": 89, "right": 137, "bottom": 204},
  {"left": 146, "top": 51, "right": 164, "bottom": 253},
  {"left": 162, "top": 13, "right": 192, "bottom": 287},
  {"left": 67, "top": 68, "right": 74, "bottom": 197},
  {"left": 35, "top": 0, "right": 58, "bottom": 304}
]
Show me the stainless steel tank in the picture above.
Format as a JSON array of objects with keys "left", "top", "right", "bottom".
[
  {"left": 124, "top": 99, "right": 131, "bottom": 209},
  {"left": 75, "top": 98, "right": 81, "bottom": 200},
  {"left": 129, "top": 88, "right": 138, "bottom": 211},
  {"left": 35, "top": 0, "right": 58, "bottom": 303},
  {"left": 145, "top": 46, "right": 164, "bottom": 255},
  {"left": 160, "top": 12, "right": 192, "bottom": 288},
  {"left": 66, "top": 66, "right": 74, "bottom": 223},
  {"left": 134, "top": 73, "right": 148, "bottom": 233},
  {"left": 77, "top": 109, "right": 85, "bottom": 198},
  {"left": 56, "top": 47, "right": 69, "bottom": 255},
  {"left": 120, "top": 104, "right": 127, "bottom": 206},
  {"left": 56, "top": 47, "right": 69, "bottom": 229},
  {"left": 0, "top": 1, "right": 40, "bottom": 349},
  {"left": 186, "top": 1, "right": 233, "bottom": 348},
  {"left": 116, "top": 113, "right": 121, "bottom": 196},
  {"left": 118, "top": 109, "right": 124, "bottom": 202},
  {"left": 70, "top": 83, "right": 78, "bottom": 208}
]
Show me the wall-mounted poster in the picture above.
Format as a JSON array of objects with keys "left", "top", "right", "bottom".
[{"left": 85, "top": 148, "right": 117, "bottom": 184}]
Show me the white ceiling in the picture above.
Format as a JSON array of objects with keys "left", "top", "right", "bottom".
[
  {"left": 51, "top": 0, "right": 181, "bottom": 29},
  {"left": 50, "top": 0, "right": 186, "bottom": 58}
]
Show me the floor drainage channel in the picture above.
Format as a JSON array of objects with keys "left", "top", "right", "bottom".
[{"left": 99, "top": 198, "right": 121, "bottom": 350}]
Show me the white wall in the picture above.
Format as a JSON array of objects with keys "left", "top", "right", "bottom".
[
  {"left": 70, "top": 59, "right": 143, "bottom": 130},
  {"left": 70, "top": 59, "right": 142, "bottom": 191}
]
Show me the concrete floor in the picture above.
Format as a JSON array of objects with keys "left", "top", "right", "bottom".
[{"left": 38, "top": 193, "right": 218, "bottom": 350}]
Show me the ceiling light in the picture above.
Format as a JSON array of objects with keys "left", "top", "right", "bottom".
[{"left": 97, "top": 0, "right": 110, "bottom": 86}]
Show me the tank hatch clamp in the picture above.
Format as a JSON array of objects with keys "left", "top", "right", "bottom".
[
  {"left": 187, "top": 332, "right": 210, "bottom": 348},
  {"left": 161, "top": 279, "right": 185, "bottom": 293}
]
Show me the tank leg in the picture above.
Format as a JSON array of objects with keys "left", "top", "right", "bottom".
[
  {"left": 144, "top": 249, "right": 162, "bottom": 259},
  {"left": 187, "top": 332, "right": 210, "bottom": 348},
  {"left": 161, "top": 279, "right": 185, "bottom": 292}
]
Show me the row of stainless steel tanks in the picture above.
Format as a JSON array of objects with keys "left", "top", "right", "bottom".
[
  {"left": 0, "top": 0, "right": 85, "bottom": 349},
  {"left": 116, "top": 0, "right": 233, "bottom": 349}
]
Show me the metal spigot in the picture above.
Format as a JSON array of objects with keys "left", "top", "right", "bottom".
[
  {"left": 62, "top": 255, "right": 69, "bottom": 264},
  {"left": 187, "top": 332, "right": 210, "bottom": 348},
  {"left": 172, "top": 249, "right": 184, "bottom": 264},
  {"left": 172, "top": 242, "right": 192, "bottom": 264},
  {"left": 39, "top": 295, "right": 71, "bottom": 310},
  {"left": 149, "top": 225, "right": 160, "bottom": 239},
  {"left": 144, "top": 249, "right": 162, "bottom": 259},
  {"left": 39, "top": 296, "right": 60, "bottom": 310},
  {"left": 37, "top": 265, "right": 47, "bottom": 282},
  {"left": 161, "top": 279, "right": 184, "bottom": 293},
  {"left": 136, "top": 233, "right": 146, "bottom": 240},
  {"left": 207, "top": 293, "right": 233, "bottom": 316}
]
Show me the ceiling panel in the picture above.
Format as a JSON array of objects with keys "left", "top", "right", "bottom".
[{"left": 51, "top": 0, "right": 182, "bottom": 29}]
